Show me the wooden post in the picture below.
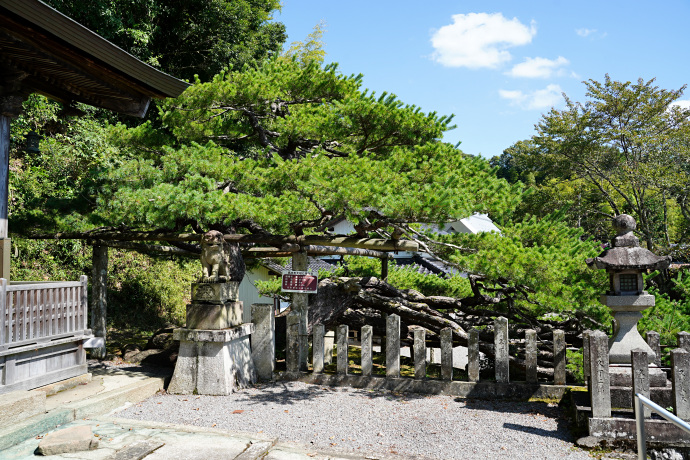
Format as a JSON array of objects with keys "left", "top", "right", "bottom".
[
  {"left": 583, "top": 330, "right": 592, "bottom": 393},
  {"left": 0, "top": 278, "right": 6, "bottom": 349},
  {"left": 0, "top": 115, "right": 9, "bottom": 241},
  {"left": 292, "top": 251, "right": 309, "bottom": 372},
  {"left": 381, "top": 257, "right": 388, "bottom": 281},
  {"left": 90, "top": 245, "right": 108, "bottom": 359},
  {"left": 0, "top": 116, "right": 10, "bottom": 281}
]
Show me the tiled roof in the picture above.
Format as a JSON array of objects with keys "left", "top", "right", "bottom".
[
  {"left": 261, "top": 257, "right": 340, "bottom": 275},
  {"left": 394, "top": 253, "right": 461, "bottom": 278}
]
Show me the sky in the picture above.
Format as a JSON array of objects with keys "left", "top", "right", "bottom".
[{"left": 276, "top": 1, "right": 690, "bottom": 159}]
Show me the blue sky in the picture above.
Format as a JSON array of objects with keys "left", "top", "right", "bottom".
[{"left": 276, "top": 1, "right": 690, "bottom": 159}]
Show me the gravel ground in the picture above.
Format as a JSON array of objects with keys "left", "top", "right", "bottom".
[{"left": 114, "top": 381, "right": 593, "bottom": 460}]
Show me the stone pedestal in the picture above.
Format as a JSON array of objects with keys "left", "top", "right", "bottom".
[
  {"left": 186, "top": 302, "right": 243, "bottom": 329},
  {"left": 191, "top": 282, "right": 239, "bottom": 304},
  {"left": 168, "top": 325, "right": 256, "bottom": 395},
  {"left": 609, "top": 364, "right": 667, "bottom": 387},
  {"left": 169, "top": 281, "right": 256, "bottom": 395},
  {"left": 602, "top": 294, "right": 667, "bottom": 390},
  {"left": 603, "top": 294, "right": 657, "bottom": 365}
]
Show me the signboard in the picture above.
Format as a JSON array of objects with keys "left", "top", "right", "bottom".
[{"left": 281, "top": 271, "right": 318, "bottom": 293}]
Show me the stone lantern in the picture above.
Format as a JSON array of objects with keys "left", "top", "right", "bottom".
[{"left": 586, "top": 214, "right": 671, "bottom": 386}]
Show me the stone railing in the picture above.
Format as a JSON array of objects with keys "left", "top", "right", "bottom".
[{"left": 250, "top": 304, "right": 576, "bottom": 399}]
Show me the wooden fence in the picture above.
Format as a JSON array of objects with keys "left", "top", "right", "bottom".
[{"left": 0, "top": 276, "right": 91, "bottom": 393}]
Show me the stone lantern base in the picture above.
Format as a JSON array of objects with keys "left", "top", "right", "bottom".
[
  {"left": 603, "top": 294, "right": 668, "bottom": 388},
  {"left": 609, "top": 364, "right": 667, "bottom": 387}
]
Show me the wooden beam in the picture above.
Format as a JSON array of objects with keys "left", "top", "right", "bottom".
[
  {"left": 38, "top": 230, "right": 419, "bottom": 252},
  {"left": 90, "top": 239, "right": 198, "bottom": 257},
  {"left": 303, "top": 245, "right": 391, "bottom": 259}
]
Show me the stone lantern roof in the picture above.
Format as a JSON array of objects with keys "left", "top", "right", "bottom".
[{"left": 585, "top": 214, "right": 671, "bottom": 271}]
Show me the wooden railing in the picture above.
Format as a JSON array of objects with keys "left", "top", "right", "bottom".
[{"left": 0, "top": 276, "right": 88, "bottom": 352}]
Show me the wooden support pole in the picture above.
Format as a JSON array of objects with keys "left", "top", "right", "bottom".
[
  {"left": 0, "top": 116, "right": 10, "bottom": 281},
  {"left": 90, "top": 245, "right": 108, "bottom": 359},
  {"left": 292, "top": 250, "right": 309, "bottom": 372},
  {"left": 0, "top": 115, "right": 9, "bottom": 240}
]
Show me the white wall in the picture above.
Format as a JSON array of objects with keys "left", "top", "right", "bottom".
[{"left": 239, "top": 265, "right": 276, "bottom": 323}]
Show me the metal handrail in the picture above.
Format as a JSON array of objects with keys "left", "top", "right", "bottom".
[{"left": 635, "top": 393, "right": 690, "bottom": 459}]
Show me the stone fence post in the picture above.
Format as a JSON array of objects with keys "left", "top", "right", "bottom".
[
  {"left": 441, "top": 328, "right": 453, "bottom": 381},
  {"left": 553, "top": 330, "right": 566, "bottom": 386},
  {"left": 646, "top": 331, "right": 661, "bottom": 367},
  {"left": 631, "top": 349, "right": 650, "bottom": 418},
  {"left": 250, "top": 303, "right": 275, "bottom": 381},
  {"left": 589, "top": 330, "right": 611, "bottom": 418},
  {"left": 414, "top": 329, "right": 426, "bottom": 380},
  {"left": 386, "top": 314, "right": 400, "bottom": 378},
  {"left": 494, "top": 317, "right": 509, "bottom": 383},
  {"left": 583, "top": 330, "right": 591, "bottom": 393},
  {"left": 361, "top": 325, "right": 373, "bottom": 377},
  {"left": 468, "top": 328, "right": 479, "bottom": 382},
  {"left": 313, "top": 324, "right": 325, "bottom": 374},
  {"left": 525, "top": 329, "right": 537, "bottom": 384},
  {"left": 337, "top": 324, "right": 349, "bottom": 375},
  {"left": 672, "top": 348, "right": 690, "bottom": 420},
  {"left": 678, "top": 332, "right": 690, "bottom": 352},
  {"left": 286, "top": 311, "right": 300, "bottom": 373}
]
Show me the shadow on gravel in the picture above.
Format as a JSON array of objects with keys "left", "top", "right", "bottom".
[
  {"left": 502, "top": 422, "right": 569, "bottom": 440},
  {"left": 457, "top": 399, "right": 575, "bottom": 442},
  {"left": 245, "top": 382, "right": 430, "bottom": 407}
]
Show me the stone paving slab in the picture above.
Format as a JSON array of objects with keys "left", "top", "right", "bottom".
[{"left": 1, "top": 417, "right": 376, "bottom": 460}]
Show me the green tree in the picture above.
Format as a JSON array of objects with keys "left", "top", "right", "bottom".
[
  {"left": 514, "top": 76, "right": 690, "bottom": 249},
  {"left": 43, "top": 0, "right": 286, "bottom": 81},
  {"left": 96, "top": 58, "right": 522, "bottom": 238}
]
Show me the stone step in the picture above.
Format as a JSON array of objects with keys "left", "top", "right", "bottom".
[{"left": 0, "top": 387, "right": 46, "bottom": 424}]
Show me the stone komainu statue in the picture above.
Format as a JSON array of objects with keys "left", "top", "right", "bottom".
[{"left": 199, "top": 230, "right": 245, "bottom": 283}]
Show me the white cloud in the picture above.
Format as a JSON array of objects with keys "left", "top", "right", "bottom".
[
  {"left": 575, "top": 28, "right": 607, "bottom": 39},
  {"left": 507, "top": 56, "right": 569, "bottom": 78},
  {"left": 576, "top": 28, "right": 596, "bottom": 37},
  {"left": 499, "top": 84, "right": 563, "bottom": 110},
  {"left": 670, "top": 100, "right": 690, "bottom": 111},
  {"left": 431, "top": 13, "right": 536, "bottom": 69}
]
